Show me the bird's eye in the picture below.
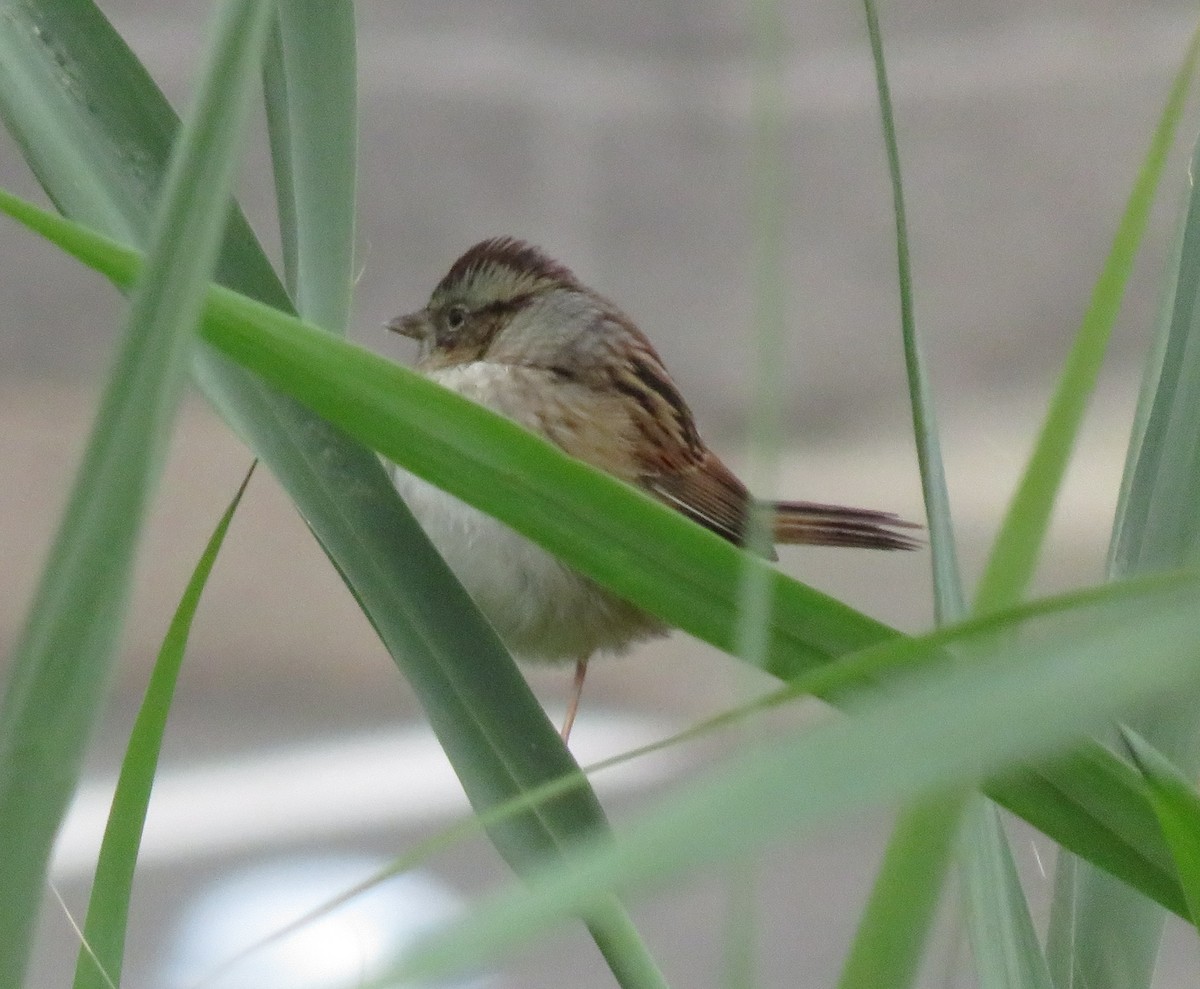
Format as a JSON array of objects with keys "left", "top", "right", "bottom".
[{"left": 445, "top": 305, "right": 468, "bottom": 330}]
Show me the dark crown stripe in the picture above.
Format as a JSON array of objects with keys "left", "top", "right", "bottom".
[
  {"left": 475, "top": 293, "right": 535, "bottom": 319},
  {"left": 436, "top": 236, "right": 578, "bottom": 296}
]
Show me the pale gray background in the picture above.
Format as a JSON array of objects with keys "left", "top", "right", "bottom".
[{"left": 2, "top": 1, "right": 1198, "bottom": 986}]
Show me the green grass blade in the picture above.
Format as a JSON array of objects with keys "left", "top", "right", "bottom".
[
  {"left": 1106, "top": 193, "right": 1188, "bottom": 575},
  {"left": 960, "top": 798, "right": 1055, "bottom": 989},
  {"left": 737, "top": 0, "right": 788, "bottom": 670},
  {"left": 261, "top": 20, "right": 298, "bottom": 298},
  {"left": 959, "top": 792, "right": 1048, "bottom": 987},
  {"left": 1046, "top": 854, "right": 1080, "bottom": 988},
  {"left": 1046, "top": 832, "right": 1166, "bottom": 989},
  {"left": 846, "top": 5, "right": 971, "bottom": 981},
  {"left": 836, "top": 793, "right": 963, "bottom": 989},
  {"left": 973, "top": 21, "right": 1200, "bottom": 613},
  {"left": 1112, "top": 126, "right": 1200, "bottom": 584},
  {"left": 1046, "top": 102, "right": 1200, "bottom": 989},
  {"left": 393, "top": 577, "right": 1200, "bottom": 982},
  {"left": 72, "top": 464, "right": 255, "bottom": 989},
  {"left": 0, "top": 2, "right": 273, "bottom": 983},
  {"left": 1122, "top": 729, "right": 1200, "bottom": 929},
  {"left": 262, "top": 1, "right": 357, "bottom": 329},
  {"left": 1004, "top": 744, "right": 1181, "bottom": 912},
  {"left": 861, "top": 0, "right": 963, "bottom": 623},
  {"left": 585, "top": 908, "right": 670, "bottom": 989},
  {"left": 3, "top": 192, "right": 1195, "bottom": 921}
]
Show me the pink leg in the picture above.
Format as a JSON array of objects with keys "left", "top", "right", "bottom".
[{"left": 560, "top": 657, "right": 589, "bottom": 743}]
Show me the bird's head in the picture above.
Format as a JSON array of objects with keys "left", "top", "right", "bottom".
[{"left": 388, "top": 237, "right": 592, "bottom": 369}]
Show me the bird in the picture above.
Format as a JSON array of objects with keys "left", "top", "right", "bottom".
[{"left": 388, "top": 237, "right": 918, "bottom": 742}]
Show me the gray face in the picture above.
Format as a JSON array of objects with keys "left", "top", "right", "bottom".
[
  {"left": 387, "top": 237, "right": 650, "bottom": 378},
  {"left": 388, "top": 238, "right": 585, "bottom": 367},
  {"left": 390, "top": 282, "right": 574, "bottom": 368},
  {"left": 482, "top": 288, "right": 612, "bottom": 365}
]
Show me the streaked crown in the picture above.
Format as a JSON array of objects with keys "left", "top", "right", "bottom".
[{"left": 430, "top": 237, "right": 580, "bottom": 309}]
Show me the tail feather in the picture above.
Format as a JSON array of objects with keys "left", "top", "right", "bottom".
[{"left": 770, "top": 500, "right": 922, "bottom": 551}]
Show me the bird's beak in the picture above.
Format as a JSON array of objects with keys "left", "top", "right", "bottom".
[{"left": 386, "top": 309, "right": 432, "bottom": 341}]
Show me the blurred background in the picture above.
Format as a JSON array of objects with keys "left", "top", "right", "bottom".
[{"left": 2, "top": 1, "right": 1198, "bottom": 985}]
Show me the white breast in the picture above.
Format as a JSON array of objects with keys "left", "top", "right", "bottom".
[{"left": 392, "top": 363, "right": 666, "bottom": 663}]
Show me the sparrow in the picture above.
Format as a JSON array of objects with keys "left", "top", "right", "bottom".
[{"left": 388, "top": 237, "right": 918, "bottom": 741}]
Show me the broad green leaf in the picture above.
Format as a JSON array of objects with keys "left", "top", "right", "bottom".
[
  {"left": 0, "top": 0, "right": 291, "bottom": 308},
  {"left": 1, "top": 191, "right": 1194, "bottom": 924},
  {"left": 392, "top": 575, "right": 1200, "bottom": 982},
  {"left": 1122, "top": 728, "right": 1200, "bottom": 929},
  {"left": 73, "top": 465, "right": 255, "bottom": 989},
  {"left": 262, "top": 1, "right": 357, "bottom": 327},
  {"left": 973, "top": 20, "right": 1200, "bottom": 613},
  {"left": 206, "top": 284, "right": 898, "bottom": 675},
  {"left": 0, "top": 2, "right": 273, "bottom": 983},
  {"left": 1013, "top": 745, "right": 1179, "bottom": 911},
  {"left": 1107, "top": 193, "right": 1189, "bottom": 576}
]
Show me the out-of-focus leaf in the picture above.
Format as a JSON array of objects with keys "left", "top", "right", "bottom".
[
  {"left": 837, "top": 793, "right": 963, "bottom": 989},
  {"left": 0, "top": 2, "right": 273, "bottom": 982},
  {"left": 393, "top": 576, "right": 1200, "bottom": 982},
  {"left": 1048, "top": 53, "right": 1200, "bottom": 988},
  {"left": 848, "top": 2, "right": 971, "bottom": 982},
  {"left": 262, "top": 1, "right": 356, "bottom": 327},
  {"left": 1122, "top": 729, "right": 1200, "bottom": 934},
  {"left": 960, "top": 798, "right": 1055, "bottom": 989},
  {"left": 72, "top": 465, "right": 255, "bottom": 989}
]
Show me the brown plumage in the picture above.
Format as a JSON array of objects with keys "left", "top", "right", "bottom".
[
  {"left": 646, "top": 456, "right": 920, "bottom": 553},
  {"left": 389, "top": 237, "right": 920, "bottom": 741}
]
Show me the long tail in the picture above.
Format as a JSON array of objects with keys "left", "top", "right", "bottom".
[{"left": 769, "top": 500, "right": 922, "bottom": 551}]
